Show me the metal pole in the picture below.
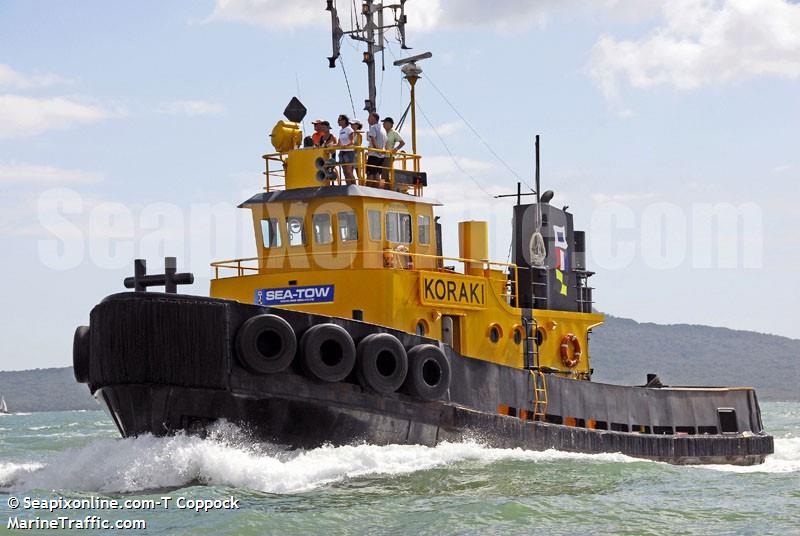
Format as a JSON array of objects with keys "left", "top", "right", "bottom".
[
  {"left": 535, "top": 135, "right": 540, "bottom": 204},
  {"left": 364, "top": 0, "right": 377, "bottom": 113},
  {"left": 409, "top": 77, "right": 417, "bottom": 154}
]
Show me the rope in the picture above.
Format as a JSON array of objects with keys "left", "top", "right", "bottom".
[
  {"left": 339, "top": 59, "right": 357, "bottom": 118},
  {"left": 396, "top": 100, "right": 411, "bottom": 131},
  {"left": 425, "top": 72, "right": 533, "bottom": 191},
  {"left": 417, "top": 99, "right": 495, "bottom": 199}
]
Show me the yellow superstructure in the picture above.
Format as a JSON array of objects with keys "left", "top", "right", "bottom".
[{"left": 209, "top": 142, "right": 603, "bottom": 377}]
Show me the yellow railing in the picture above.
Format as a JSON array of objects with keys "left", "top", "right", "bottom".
[
  {"left": 210, "top": 249, "right": 520, "bottom": 305},
  {"left": 263, "top": 146, "right": 424, "bottom": 196}
]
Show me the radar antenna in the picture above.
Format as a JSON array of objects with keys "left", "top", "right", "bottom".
[{"left": 326, "top": 0, "right": 411, "bottom": 113}]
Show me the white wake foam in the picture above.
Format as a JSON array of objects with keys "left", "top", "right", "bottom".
[
  {"left": 696, "top": 437, "right": 800, "bottom": 473},
  {"left": 0, "top": 423, "right": 640, "bottom": 494}
]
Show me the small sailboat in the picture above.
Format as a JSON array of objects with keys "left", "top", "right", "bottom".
[{"left": 0, "top": 395, "right": 8, "bottom": 414}]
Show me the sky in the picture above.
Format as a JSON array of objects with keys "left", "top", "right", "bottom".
[{"left": 1, "top": 0, "right": 799, "bottom": 371}]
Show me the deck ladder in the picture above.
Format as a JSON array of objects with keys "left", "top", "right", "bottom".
[{"left": 531, "top": 369, "right": 548, "bottom": 420}]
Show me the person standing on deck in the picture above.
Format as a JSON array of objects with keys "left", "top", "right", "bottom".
[
  {"left": 337, "top": 115, "right": 356, "bottom": 184},
  {"left": 366, "top": 112, "right": 386, "bottom": 187},
  {"left": 351, "top": 119, "right": 364, "bottom": 183},
  {"left": 382, "top": 117, "right": 405, "bottom": 188}
]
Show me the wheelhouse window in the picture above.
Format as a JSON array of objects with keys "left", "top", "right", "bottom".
[
  {"left": 260, "top": 218, "right": 282, "bottom": 248},
  {"left": 368, "top": 209, "right": 381, "bottom": 241},
  {"left": 338, "top": 211, "right": 358, "bottom": 242},
  {"left": 385, "top": 212, "right": 412, "bottom": 244},
  {"left": 312, "top": 213, "right": 333, "bottom": 245},
  {"left": 418, "top": 214, "right": 431, "bottom": 245},
  {"left": 286, "top": 216, "right": 306, "bottom": 246}
]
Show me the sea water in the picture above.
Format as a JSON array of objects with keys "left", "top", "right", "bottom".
[{"left": 0, "top": 403, "right": 798, "bottom": 535}]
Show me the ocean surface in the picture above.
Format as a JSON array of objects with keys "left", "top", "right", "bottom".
[{"left": 1, "top": 403, "right": 798, "bottom": 535}]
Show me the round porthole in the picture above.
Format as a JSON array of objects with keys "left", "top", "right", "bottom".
[
  {"left": 535, "top": 328, "right": 546, "bottom": 346},
  {"left": 513, "top": 328, "right": 523, "bottom": 345},
  {"left": 489, "top": 324, "right": 501, "bottom": 343},
  {"left": 415, "top": 320, "right": 428, "bottom": 336}
]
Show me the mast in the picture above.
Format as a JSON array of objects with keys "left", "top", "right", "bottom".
[{"left": 326, "top": 0, "right": 412, "bottom": 114}]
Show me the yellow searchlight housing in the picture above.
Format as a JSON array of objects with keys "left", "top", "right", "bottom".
[{"left": 270, "top": 120, "right": 302, "bottom": 153}]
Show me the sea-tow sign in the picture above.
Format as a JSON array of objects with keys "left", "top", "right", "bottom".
[{"left": 419, "top": 273, "right": 486, "bottom": 309}]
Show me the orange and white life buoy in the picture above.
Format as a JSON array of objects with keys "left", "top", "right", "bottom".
[{"left": 560, "top": 333, "right": 581, "bottom": 368}]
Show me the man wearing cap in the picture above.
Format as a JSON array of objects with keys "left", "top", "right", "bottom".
[
  {"left": 383, "top": 117, "right": 405, "bottom": 153},
  {"left": 312, "top": 120, "right": 337, "bottom": 147},
  {"left": 382, "top": 117, "right": 405, "bottom": 188}
]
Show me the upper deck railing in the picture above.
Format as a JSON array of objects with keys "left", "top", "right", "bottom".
[
  {"left": 263, "top": 146, "right": 424, "bottom": 196},
  {"left": 211, "top": 250, "right": 520, "bottom": 306}
]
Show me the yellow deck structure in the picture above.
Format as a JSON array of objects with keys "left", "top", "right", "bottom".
[{"left": 209, "top": 143, "right": 603, "bottom": 376}]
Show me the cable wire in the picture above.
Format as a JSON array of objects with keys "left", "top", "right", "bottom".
[
  {"left": 416, "top": 99, "right": 495, "bottom": 199},
  {"left": 339, "top": 59, "right": 357, "bottom": 118},
  {"left": 424, "top": 72, "right": 533, "bottom": 191}
]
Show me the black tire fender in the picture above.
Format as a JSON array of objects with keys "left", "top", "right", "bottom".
[
  {"left": 356, "top": 333, "right": 408, "bottom": 394},
  {"left": 299, "top": 323, "right": 356, "bottom": 382},
  {"left": 235, "top": 314, "right": 297, "bottom": 374},
  {"left": 404, "top": 344, "right": 451, "bottom": 401},
  {"left": 73, "top": 325, "right": 91, "bottom": 384}
]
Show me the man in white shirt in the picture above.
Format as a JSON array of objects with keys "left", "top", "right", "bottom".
[
  {"left": 366, "top": 112, "right": 386, "bottom": 187},
  {"left": 337, "top": 114, "right": 356, "bottom": 184}
]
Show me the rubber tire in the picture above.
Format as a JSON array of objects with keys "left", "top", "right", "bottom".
[
  {"left": 299, "top": 323, "right": 356, "bottom": 382},
  {"left": 235, "top": 314, "right": 297, "bottom": 374},
  {"left": 356, "top": 333, "right": 408, "bottom": 394},
  {"left": 404, "top": 344, "right": 451, "bottom": 401},
  {"left": 73, "top": 325, "right": 91, "bottom": 383}
]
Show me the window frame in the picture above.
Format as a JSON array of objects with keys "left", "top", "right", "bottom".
[
  {"left": 260, "top": 218, "right": 282, "bottom": 248},
  {"left": 367, "top": 209, "right": 382, "bottom": 242},
  {"left": 286, "top": 216, "right": 307, "bottom": 247},
  {"left": 312, "top": 212, "right": 334, "bottom": 245},
  {"left": 337, "top": 211, "right": 359, "bottom": 243},
  {"left": 417, "top": 214, "right": 431, "bottom": 245},
  {"left": 385, "top": 211, "right": 413, "bottom": 244}
]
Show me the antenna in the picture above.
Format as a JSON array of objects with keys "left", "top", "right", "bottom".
[
  {"left": 326, "top": 0, "right": 413, "bottom": 113},
  {"left": 535, "top": 134, "right": 541, "bottom": 204}
]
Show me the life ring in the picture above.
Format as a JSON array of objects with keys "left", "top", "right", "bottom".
[
  {"left": 560, "top": 333, "right": 581, "bottom": 368},
  {"left": 383, "top": 245, "right": 411, "bottom": 269}
]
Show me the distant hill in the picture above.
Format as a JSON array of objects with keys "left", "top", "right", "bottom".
[
  {"left": 0, "top": 367, "right": 99, "bottom": 413},
  {"left": 591, "top": 316, "right": 799, "bottom": 401},
  {"left": 0, "top": 316, "right": 797, "bottom": 412}
]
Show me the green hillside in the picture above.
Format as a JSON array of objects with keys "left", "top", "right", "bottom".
[{"left": 591, "top": 316, "right": 799, "bottom": 400}]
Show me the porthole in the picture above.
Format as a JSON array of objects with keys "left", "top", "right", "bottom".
[
  {"left": 488, "top": 324, "right": 502, "bottom": 343},
  {"left": 415, "top": 319, "right": 428, "bottom": 336},
  {"left": 512, "top": 327, "right": 523, "bottom": 345},
  {"left": 534, "top": 327, "right": 546, "bottom": 346}
]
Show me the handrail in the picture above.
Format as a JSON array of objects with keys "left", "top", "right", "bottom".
[
  {"left": 262, "top": 146, "right": 423, "bottom": 196},
  {"left": 210, "top": 249, "right": 520, "bottom": 305}
]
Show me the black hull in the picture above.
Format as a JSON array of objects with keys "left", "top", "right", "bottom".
[{"left": 80, "top": 292, "right": 773, "bottom": 466}]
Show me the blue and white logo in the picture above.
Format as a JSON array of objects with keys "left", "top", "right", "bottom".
[{"left": 255, "top": 284, "right": 335, "bottom": 306}]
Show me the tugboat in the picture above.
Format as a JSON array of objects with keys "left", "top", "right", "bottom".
[{"left": 73, "top": 1, "right": 772, "bottom": 465}]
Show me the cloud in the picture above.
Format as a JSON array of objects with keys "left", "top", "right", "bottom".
[
  {"left": 421, "top": 155, "right": 494, "bottom": 178},
  {"left": 416, "top": 120, "right": 465, "bottom": 138},
  {"left": 0, "top": 64, "right": 69, "bottom": 90},
  {"left": 0, "top": 95, "right": 112, "bottom": 138},
  {"left": 0, "top": 163, "right": 103, "bottom": 185},
  {"left": 588, "top": 0, "right": 800, "bottom": 100},
  {"left": 158, "top": 100, "right": 226, "bottom": 117},
  {"left": 591, "top": 192, "right": 659, "bottom": 204},
  {"left": 204, "top": 0, "right": 663, "bottom": 33},
  {"left": 205, "top": 0, "right": 325, "bottom": 30}
]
